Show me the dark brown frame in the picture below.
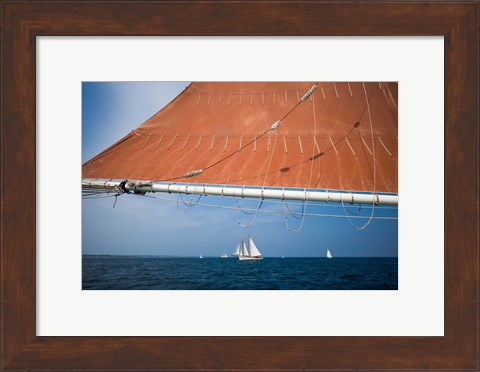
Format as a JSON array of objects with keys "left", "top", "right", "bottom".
[{"left": 1, "top": 1, "right": 478, "bottom": 370}]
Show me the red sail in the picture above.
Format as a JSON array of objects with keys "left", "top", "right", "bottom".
[{"left": 83, "top": 82, "right": 398, "bottom": 194}]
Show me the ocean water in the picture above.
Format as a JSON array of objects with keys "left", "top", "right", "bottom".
[{"left": 82, "top": 256, "right": 397, "bottom": 290}]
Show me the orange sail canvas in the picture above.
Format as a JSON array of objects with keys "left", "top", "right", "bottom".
[{"left": 83, "top": 82, "right": 397, "bottom": 195}]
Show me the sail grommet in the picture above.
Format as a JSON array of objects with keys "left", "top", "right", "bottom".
[{"left": 241, "top": 185, "right": 245, "bottom": 199}]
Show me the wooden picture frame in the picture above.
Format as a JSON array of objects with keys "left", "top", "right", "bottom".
[{"left": 1, "top": 1, "right": 478, "bottom": 370}]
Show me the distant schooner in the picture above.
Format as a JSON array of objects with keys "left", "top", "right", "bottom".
[{"left": 232, "top": 237, "right": 263, "bottom": 261}]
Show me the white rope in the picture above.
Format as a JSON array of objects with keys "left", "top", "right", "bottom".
[
  {"left": 342, "top": 83, "right": 377, "bottom": 230},
  {"left": 361, "top": 136, "right": 374, "bottom": 156},
  {"left": 378, "top": 137, "right": 393, "bottom": 157},
  {"left": 168, "top": 134, "right": 178, "bottom": 150},
  {"left": 236, "top": 126, "right": 280, "bottom": 227},
  {"left": 237, "top": 198, "right": 264, "bottom": 227},
  {"left": 234, "top": 186, "right": 256, "bottom": 215},
  {"left": 178, "top": 193, "right": 202, "bottom": 208},
  {"left": 236, "top": 129, "right": 279, "bottom": 227},
  {"left": 178, "top": 185, "right": 203, "bottom": 208},
  {"left": 284, "top": 92, "right": 318, "bottom": 232},
  {"left": 283, "top": 197, "right": 305, "bottom": 220},
  {"left": 328, "top": 136, "right": 338, "bottom": 154},
  {"left": 141, "top": 133, "right": 152, "bottom": 149},
  {"left": 298, "top": 136, "right": 304, "bottom": 154},
  {"left": 154, "top": 134, "right": 165, "bottom": 149},
  {"left": 142, "top": 194, "right": 397, "bottom": 220}
]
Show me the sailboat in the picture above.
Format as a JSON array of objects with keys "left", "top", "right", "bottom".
[
  {"left": 237, "top": 236, "right": 263, "bottom": 261},
  {"left": 327, "top": 249, "right": 333, "bottom": 259},
  {"left": 199, "top": 255, "right": 204, "bottom": 259},
  {"left": 220, "top": 252, "right": 228, "bottom": 258}
]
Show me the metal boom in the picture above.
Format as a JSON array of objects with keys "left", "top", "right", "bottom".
[{"left": 82, "top": 179, "right": 399, "bottom": 206}]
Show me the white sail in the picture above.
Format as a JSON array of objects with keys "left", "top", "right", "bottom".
[
  {"left": 241, "top": 241, "right": 249, "bottom": 257},
  {"left": 232, "top": 242, "right": 241, "bottom": 257},
  {"left": 248, "top": 237, "right": 262, "bottom": 257},
  {"left": 327, "top": 249, "right": 333, "bottom": 259}
]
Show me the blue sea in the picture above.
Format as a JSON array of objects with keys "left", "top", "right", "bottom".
[{"left": 82, "top": 256, "right": 397, "bottom": 290}]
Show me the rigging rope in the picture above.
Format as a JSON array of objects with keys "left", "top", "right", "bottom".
[
  {"left": 178, "top": 188, "right": 203, "bottom": 208},
  {"left": 141, "top": 194, "right": 397, "bottom": 220},
  {"left": 341, "top": 83, "right": 377, "bottom": 230},
  {"left": 232, "top": 84, "right": 318, "bottom": 228},
  {"left": 284, "top": 90, "right": 317, "bottom": 232},
  {"left": 234, "top": 185, "right": 256, "bottom": 215},
  {"left": 236, "top": 127, "right": 280, "bottom": 227}
]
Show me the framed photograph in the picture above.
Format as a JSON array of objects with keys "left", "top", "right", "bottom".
[
  {"left": 1, "top": 1, "right": 478, "bottom": 370},
  {"left": 81, "top": 80, "right": 400, "bottom": 293}
]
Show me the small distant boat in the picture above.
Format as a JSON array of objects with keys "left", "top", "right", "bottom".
[
  {"left": 220, "top": 252, "right": 228, "bottom": 258},
  {"left": 232, "top": 236, "right": 263, "bottom": 261},
  {"left": 327, "top": 249, "right": 333, "bottom": 259},
  {"left": 199, "top": 255, "right": 204, "bottom": 259}
]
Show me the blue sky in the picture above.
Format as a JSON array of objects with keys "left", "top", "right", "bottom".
[{"left": 82, "top": 82, "right": 398, "bottom": 257}]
